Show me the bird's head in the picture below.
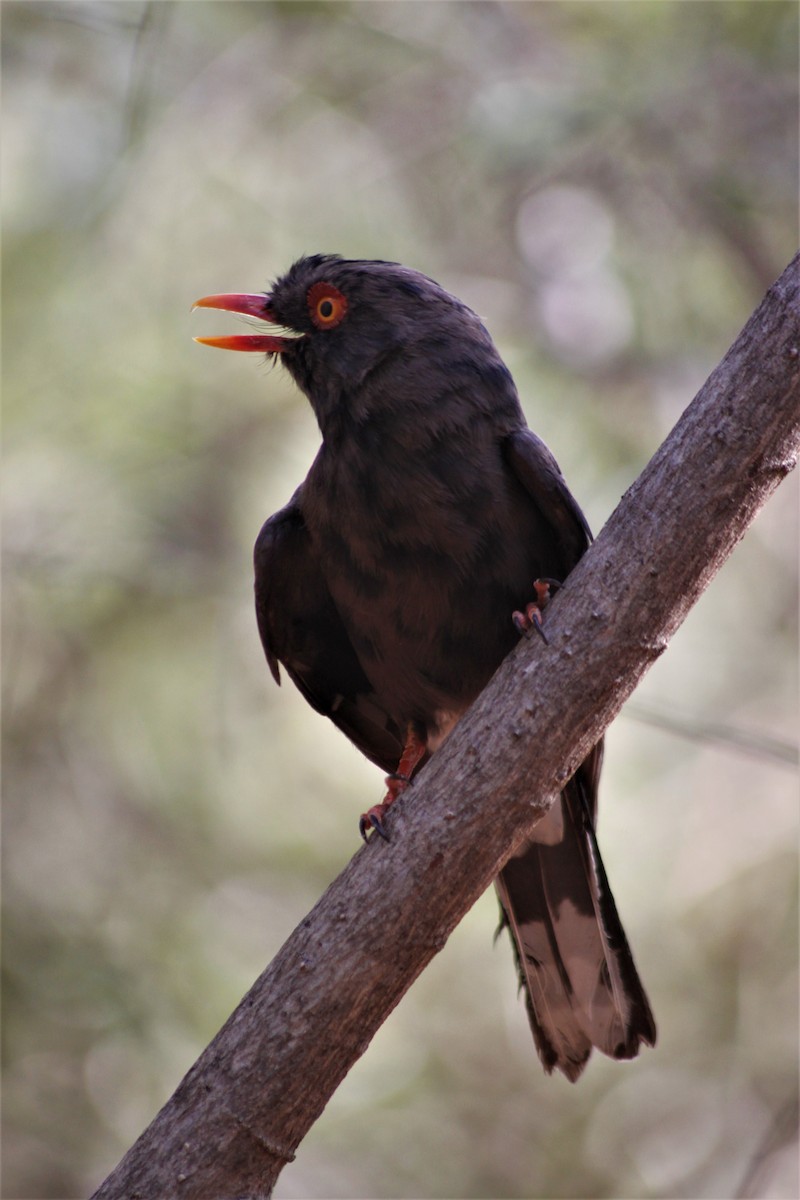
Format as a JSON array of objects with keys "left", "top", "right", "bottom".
[{"left": 194, "top": 255, "right": 514, "bottom": 435}]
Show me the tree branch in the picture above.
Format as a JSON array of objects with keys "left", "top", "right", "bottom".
[{"left": 91, "top": 252, "right": 800, "bottom": 1200}]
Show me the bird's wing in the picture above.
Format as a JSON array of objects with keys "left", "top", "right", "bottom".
[
  {"left": 502, "top": 426, "right": 593, "bottom": 572},
  {"left": 254, "top": 491, "right": 403, "bottom": 773}
]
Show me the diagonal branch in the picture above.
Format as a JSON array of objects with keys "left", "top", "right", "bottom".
[{"left": 91, "top": 252, "right": 800, "bottom": 1200}]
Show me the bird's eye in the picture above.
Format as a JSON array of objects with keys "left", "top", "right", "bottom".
[{"left": 307, "top": 281, "right": 348, "bottom": 330}]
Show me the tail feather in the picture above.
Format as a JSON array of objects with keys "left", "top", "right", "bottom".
[{"left": 495, "top": 756, "right": 656, "bottom": 1081}]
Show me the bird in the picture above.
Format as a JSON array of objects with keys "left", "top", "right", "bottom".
[{"left": 193, "top": 254, "right": 656, "bottom": 1081}]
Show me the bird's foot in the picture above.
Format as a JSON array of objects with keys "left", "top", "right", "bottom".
[
  {"left": 512, "top": 578, "right": 561, "bottom": 645},
  {"left": 359, "top": 774, "right": 408, "bottom": 842},
  {"left": 359, "top": 724, "right": 427, "bottom": 842}
]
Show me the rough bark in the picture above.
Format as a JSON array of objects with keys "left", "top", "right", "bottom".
[{"left": 91, "top": 252, "right": 800, "bottom": 1200}]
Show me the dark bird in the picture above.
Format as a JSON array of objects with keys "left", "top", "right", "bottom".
[{"left": 194, "top": 255, "right": 656, "bottom": 1081}]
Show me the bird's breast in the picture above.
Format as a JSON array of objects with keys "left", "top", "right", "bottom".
[{"left": 300, "top": 431, "right": 539, "bottom": 725}]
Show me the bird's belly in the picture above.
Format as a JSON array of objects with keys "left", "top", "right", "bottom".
[
  {"left": 320, "top": 550, "right": 520, "bottom": 734},
  {"left": 304, "top": 450, "right": 549, "bottom": 733}
]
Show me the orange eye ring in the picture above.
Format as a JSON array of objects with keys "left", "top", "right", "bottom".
[{"left": 307, "top": 281, "right": 348, "bottom": 330}]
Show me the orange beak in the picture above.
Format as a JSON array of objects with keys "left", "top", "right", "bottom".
[{"left": 192, "top": 293, "right": 293, "bottom": 352}]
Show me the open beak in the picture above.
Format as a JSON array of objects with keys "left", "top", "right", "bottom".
[{"left": 192, "top": 293, "right": 293, "bottom": 353}]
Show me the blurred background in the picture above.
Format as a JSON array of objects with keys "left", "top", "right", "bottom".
[{"left": 3, "top": 3, "right": 798, "bottom": 1197}]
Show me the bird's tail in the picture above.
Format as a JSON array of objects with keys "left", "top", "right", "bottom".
[{"left": 495, "top": 756, "right": 656, "bottom": 1081}]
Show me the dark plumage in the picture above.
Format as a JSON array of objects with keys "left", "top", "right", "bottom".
[{"left": 195, "top": 255, "right": 656, "bottom": 1080}]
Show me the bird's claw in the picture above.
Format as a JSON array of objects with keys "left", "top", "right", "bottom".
[
  {"left": 512, "top": 578, "right": 561, "bottom": 645},
  {"left": 359, "top": 774, "right": 407, "bottom": 842},
  {"left": 359, "top": 804, "right": 391, "bottom": 842},
  {"left": 513, "top": 603, "right": 549, "bottom": 644},
  {"left": 359, "top": 724, "right": 427, "bottom": 843}
]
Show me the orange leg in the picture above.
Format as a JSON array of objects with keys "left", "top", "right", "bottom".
[
  {"left": 512, "top": 578, "right": 561, "bottom": 645},
  {"left": 359, "top": 723, "right": 427, "bottom": 842}
]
